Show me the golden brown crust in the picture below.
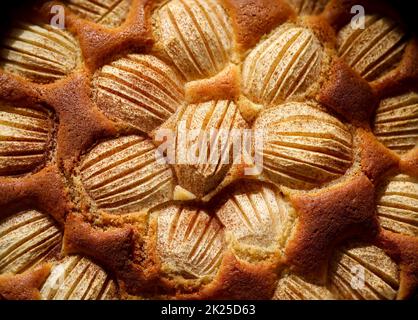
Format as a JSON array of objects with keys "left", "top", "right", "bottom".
[
  {"left": 302, "top": 15, "right": 336, "bottom": 46},
  {"left": 63, "top": 213, "right": 134, "bottom": 274},
  {"left": 0, "top": 0, "right": 416, "bottom": 300},
  {"left": 185, "top": 65, "right": 240, "bottom": 104},
  {"left": 400, "top": 149, "right": 418, "bottom": 177},
  {"left": 317, "top": 58, "right": 378, "bottom": 125},
  {"left": 184, "top": 252, "right": 279, "bottom": 300},
  {"left": 42, "top": 74, "right": 117, "bottom": 171},
  {"left": 0, "top": 72, "right": 41, "bottom": 107},
  {"left": 376, "top": 231, "right": 418, "bottom": 299},
  {"left": 0, "top": 165, "right": 70, "bottom": 224},
  {"left": 357, "top": 128, "right": 400, "bottom": 184},
  {"left": 222, "top": 0, "right": 295, "bottom": 53},
  {"left": 58, "top": 0, "right": 153, "bottom": 72},
  {"left": 62, "top": 213, "right": 154, "bottom": 295},
  {"left": 286, "top": 174, "right": 377, "bottom": 279},
  {"left": 0, "top": 264, "right": 51, "bottom": 300}
]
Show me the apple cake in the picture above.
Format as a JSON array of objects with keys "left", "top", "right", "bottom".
[{"left": 0, "top": 0, "right": 417, "bottom": 300}]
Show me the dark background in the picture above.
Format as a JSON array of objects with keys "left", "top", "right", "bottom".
[{"left": 387, "top": 0, "right": 418, "bottom": 33}]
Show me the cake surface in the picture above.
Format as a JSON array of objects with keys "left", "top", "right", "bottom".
[{"left": 0, "top": 0, "right": 417, "bottom": 300}]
